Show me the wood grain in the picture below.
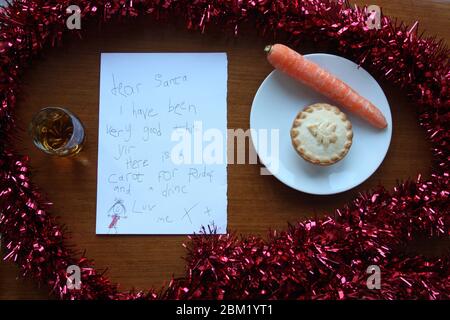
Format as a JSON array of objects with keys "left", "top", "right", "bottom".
[{"left": 1, "top": 0, "right": 449, "bottom": 299}]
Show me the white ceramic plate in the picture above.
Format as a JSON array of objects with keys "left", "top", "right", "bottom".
[{"left": 250, "top": 53, "right": 392, "bottom": 195}]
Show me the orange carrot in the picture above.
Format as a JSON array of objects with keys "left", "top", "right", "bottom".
[{"left": 265, "top": 44, "right": 387, "bottom": 129}]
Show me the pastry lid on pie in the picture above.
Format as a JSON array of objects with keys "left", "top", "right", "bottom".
[{"left": 291, "top": 103, "right": 353, "bottom": 166}]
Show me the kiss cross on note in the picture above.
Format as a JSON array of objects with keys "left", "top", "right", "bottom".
[{"left": 96, "top": 53, "right": 228, "bottom": 234}]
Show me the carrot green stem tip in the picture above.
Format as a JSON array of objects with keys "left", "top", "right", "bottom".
[{"left": 264, "top": 45, "right": 273, "bottom": 54}]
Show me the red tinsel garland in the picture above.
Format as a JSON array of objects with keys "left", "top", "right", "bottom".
[{"left": 0, "top": 0, "right": 449, "bottom": 300}]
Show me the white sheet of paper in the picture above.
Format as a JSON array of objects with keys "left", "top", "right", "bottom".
[{"left": 96, "top": 53, "right": 227, "bottom": 234}]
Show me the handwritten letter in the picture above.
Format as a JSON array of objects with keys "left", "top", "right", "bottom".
[{"left": 96, "top": 53, "right": 227, "bottom": 234}]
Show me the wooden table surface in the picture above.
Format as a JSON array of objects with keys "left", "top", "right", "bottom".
[{"left": 1, "top": 0, "right": 449, "bottom": 299}]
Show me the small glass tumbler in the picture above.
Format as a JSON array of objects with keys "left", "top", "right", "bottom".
[{"left": 29, "top": 107, "right": 85, "bottom": 157}]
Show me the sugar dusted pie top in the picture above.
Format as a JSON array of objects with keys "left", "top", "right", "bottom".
[{"left": 290, "top": 103, "right": 353, "bottom": 165}]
